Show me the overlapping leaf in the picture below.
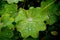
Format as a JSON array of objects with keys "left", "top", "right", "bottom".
[
  {"left": 0, "top": 3, "right": 17, "bottom": 29},
  {"left": 0, "top": 27, "right": 13, "bottom": 40},
  {"left": 41, "top": 0, "right": 58, "bottom": 25}
]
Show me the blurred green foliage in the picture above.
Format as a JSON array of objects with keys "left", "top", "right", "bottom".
[{"left": 0, "top": 0, "right": 60, "bottom": 40}]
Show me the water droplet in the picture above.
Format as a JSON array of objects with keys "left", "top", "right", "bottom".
[{"left": 28, "top": 17, "right": 32, "bottom": 22}]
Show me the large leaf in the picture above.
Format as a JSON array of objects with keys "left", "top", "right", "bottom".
[
  {"left": 15, "top": 7, "right": 48, "bottom": 38},
  {"left": 15, "top": 0, "right": 59, "bottom": 38}
]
